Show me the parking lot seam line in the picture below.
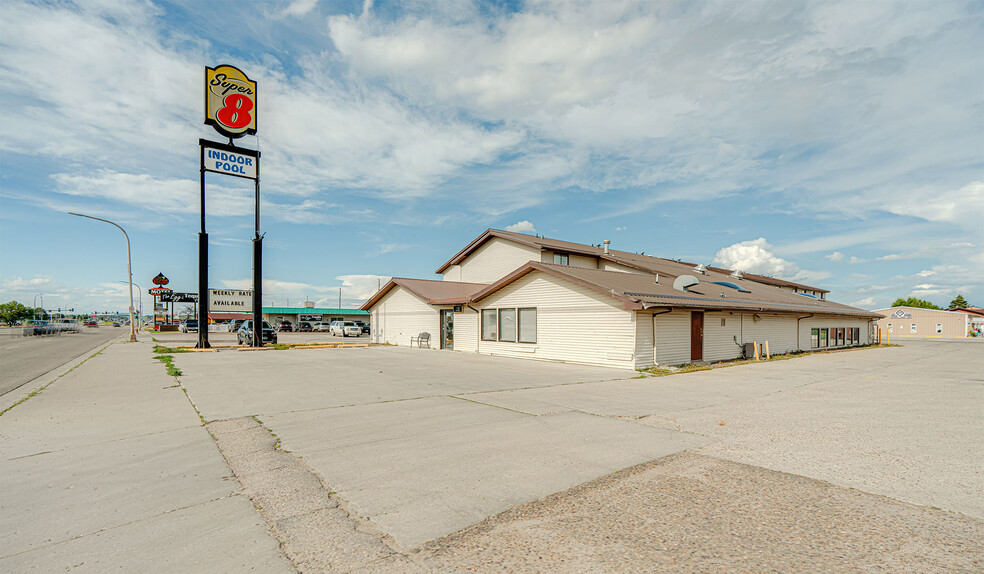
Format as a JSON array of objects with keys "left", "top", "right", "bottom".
[
  {"left": 0, "top": 492, "right": 243, "bottom": 560},
  {"left": 3, "top": 424, "right": 205, "bottom": 462},
  {"left": 0, "top": 342, "right": 114, "bottom": 417},
  {"left": 449, "top": 394, "right": 541, "bottom": 415}
]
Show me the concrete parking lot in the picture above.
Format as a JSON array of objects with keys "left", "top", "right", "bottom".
[
  {"left": 3, "top": 334, "right": 981, "bottom": 572},
  {"left": 166, "top": 336, "right": 982, "bottom": 558}
]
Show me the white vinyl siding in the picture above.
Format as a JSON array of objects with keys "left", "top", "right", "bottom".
[
  {"left": 704, "top": 312, "right": 743, "bottom": 362},
  {"left": 443, "top": 265, "right": 462, "bottom": 281},
  {"left": 452, "top": 238, "right": 540, "bottom": 283},
  {"left": 653, "top": 311, "right": 691, "bottom": 366},
  {"left": 477, "top": 272, "right": 636, "bottom": 369},
  {"left": 368, "top": 287, "right": 438, "bottom": 346},
  {"left": 741, "top": 315, "right": 798, "bottom": 354},
  {"left": 540, "top": 251, "right": 599, "bottom": 269},
  {"left": 798, "top": 316, "right": 873, "bottom": 349},
  {"left": 453, "top": 307, "right": 478, "bottom": 352},
  {"left": 634, "top": 311, "right": 655, "bottom": 369},
  {"left": 600, "top": 261, "right": 644, "bottom": 274}
]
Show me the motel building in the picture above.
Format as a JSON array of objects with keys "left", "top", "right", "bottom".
[
  {"left": 874, "top": 306, "right": 983, "bottom": 339},
  {"left": 362, "top": 229, "right": 882, "bottom": 370}
]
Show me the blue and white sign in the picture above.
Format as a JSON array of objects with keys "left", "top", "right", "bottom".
[{"left": 203, "top": 143, "right": 258, "bottom": 179}]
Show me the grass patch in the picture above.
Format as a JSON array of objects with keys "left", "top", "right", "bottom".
[
  {"left": 153, "top": 344, "right": 191, "bottom": 354},
  {"left": 153, "top": 354, "right": 183, "bottom": 377}
]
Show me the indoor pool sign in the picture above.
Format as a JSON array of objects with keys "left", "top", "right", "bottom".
[{"left": 204, "top": 65, "right": 257, "bottom": 139}]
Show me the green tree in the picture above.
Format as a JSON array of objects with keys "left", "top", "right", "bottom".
[
  {"left": 891, "top": 297, "right": 941, "bottom": 310},
  {"left": 0, "top": 301, "right": 35, "bottom": 325},
  {"left": 948, "top": 294, "right": 969, "bottom": 309}
]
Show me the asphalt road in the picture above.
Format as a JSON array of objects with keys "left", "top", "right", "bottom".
[{"left": 0, "top": 327, "right": 123, "bottom": 397}]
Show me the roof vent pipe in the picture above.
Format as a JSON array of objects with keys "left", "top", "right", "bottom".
[{"left": 603, "top": 240, "right": 610, "bottom": 254}]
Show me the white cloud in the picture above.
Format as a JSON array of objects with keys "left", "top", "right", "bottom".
[
  {"left": 336, "top": 274, "right": 391, "bottom": 301},
  {"left": 505, "top": 220, "right": 537, "bottom": 234},
  {"left": 877, "top": 252, "right": 919, "bottom": 261},
  {"left": 850, "top": 296, "right": 876, "bottom": 308},
  {"left": 713, "top": 238, "right": 798, "bottom": 278},
  {"left": 283, "top": 0, "right": 318, "bottom": 18},
  {"left": 825, "top": 251, "right": 845, "bottom": 261},
  {"left": 849, "top": 256, "right": 867, "bottom": 264}
]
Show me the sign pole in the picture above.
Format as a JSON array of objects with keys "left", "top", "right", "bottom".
[
  {"left": 251, "top": 156, "right": 263, "bottom": 347},
  {"left": 197, "top": 142, "right": 211, "bottom": 348}
]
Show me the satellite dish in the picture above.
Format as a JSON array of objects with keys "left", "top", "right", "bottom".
[
  {"left": 673, "top": 275, "right": 700, "bottom": 292},
  {"left": 730, "top": 269, "right": 744, "bottom": 279},
  {"left": 693, "top": 264, "right": 708, "bottom": 275}
]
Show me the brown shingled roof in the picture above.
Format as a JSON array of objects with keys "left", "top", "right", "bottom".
[
  {"left": 435, "top": 228, "right": 829, "bottom": 294},
  {"left": 360, "top": 277, "right": 489, "bottom": 310},
  {"left": 469, "top": 262, "right": 880, "bottom": 318}
]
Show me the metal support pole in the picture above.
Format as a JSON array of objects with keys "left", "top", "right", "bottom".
[
  {"left": 251, "top": 173, "right": 263, "bottom": 347},
  {"left": 197, "top": 143, "right": 211, "bottom": 348}
]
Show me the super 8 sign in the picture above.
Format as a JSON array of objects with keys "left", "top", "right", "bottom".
[{"left": 205, "top": 65, "right": 257, "bottom": 139}]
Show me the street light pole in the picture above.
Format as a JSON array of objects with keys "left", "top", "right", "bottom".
[
  {"left": 70, "top": 212, "right": 137, "bottom": 342},
  {"left": 118, "top": 281, "right": 143, "bottom": 326}
]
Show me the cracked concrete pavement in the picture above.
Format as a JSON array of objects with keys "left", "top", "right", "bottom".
[{"left": 2, "top": 334, "right": 981, "bottom": 572}]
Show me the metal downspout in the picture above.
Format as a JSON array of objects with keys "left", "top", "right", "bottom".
[{"left": 796, "top": 314, "right": 815, "bottom": 350}]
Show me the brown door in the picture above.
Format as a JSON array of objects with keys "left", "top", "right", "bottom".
[{"left": 690, "top": 311, "right": 704, "bottom": 361}]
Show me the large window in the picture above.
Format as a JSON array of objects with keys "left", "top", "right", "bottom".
[
  {"left": 837, "top": 328, "right": 845, "bottom": 346},
  {"left": 553, "top": 253, "right": 569, "bottom": 265},
  {"left": 518, "top": 308, "right": 537, "bottom": 343},
  {"left": 481, "top": 307, "right": 537, "bottom": 344},
  {"left": 481, "top": 310, "right": 497, "bottom": 341},
  {"left": 498, "top": 309, "right": 516, "bottom": 341},
  {"left": 820, "top": 328, "right": 828, "bottom": 347},
  {"left": 811, "top": 328, "right": 820, "bottom": 348}
]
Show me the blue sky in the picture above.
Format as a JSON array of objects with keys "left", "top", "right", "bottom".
[{"left": 1, "top": 0, "right": 981, "bottom": 314}]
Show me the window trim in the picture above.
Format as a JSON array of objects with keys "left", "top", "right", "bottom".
[
  {"left": 498, "top": 308, "right": 517, "bottom": 342},
  {"left": 517, "top": 307, "right": 537, "bottom": 344},
  {"left": 481, "top": 307, "right": 538, "bottom": 344},
  {"left": 553, "top": 253, "right": 569, "bottom": 265},
  {"left": 481, "top": 309, "right": 497, "bottom": 341}
]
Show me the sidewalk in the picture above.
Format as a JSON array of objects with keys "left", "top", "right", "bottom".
[{"left": 0, "top": 339, "right": 293, "bottom": 573}]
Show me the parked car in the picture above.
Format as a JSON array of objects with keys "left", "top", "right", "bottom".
[
  {"left": 237, "top": 320, "right": 278, "bottom": 345},
  {"left": 354, "top": 320, "right": 370, "bottom": 334},
  {"left": 276, "top": 320, "right": 292, "bottom": 332},
  {"left": 228, "top": 318, "right": 246, "bottom": 333},
  {"left": 312, "top": 322, "right": 332, "bottom": 332},
  {"left": 297, "top": 322, "right": 313, "bottom": 332},
  {"left": 330, "top": 321, "right": 362, "bottom": 337},
  {"left": 180, "top": 319, "right": 199, "bottom": 333}
]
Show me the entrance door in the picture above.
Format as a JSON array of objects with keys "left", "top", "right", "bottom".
[
  {"left": 440, "top": 309, "right": 454, "bottom": 350},
  {"left": 690, "top": 311, "right": 704, "bottom": 361}
]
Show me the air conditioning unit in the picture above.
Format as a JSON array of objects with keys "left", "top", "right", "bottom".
[{"left": 743, "top": 342, "right": 756, "bottom": 358}]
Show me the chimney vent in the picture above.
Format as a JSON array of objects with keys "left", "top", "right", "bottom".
[{"left": 603, "top": 239, "right": 610, "bottom": 254}]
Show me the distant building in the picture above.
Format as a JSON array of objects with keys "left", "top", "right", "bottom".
[
  {"left": 363, "top": 229, "right": 881, "bottom": 370},
  {"left": 873, "top": 306, "right": 978, "bottom": 339}
]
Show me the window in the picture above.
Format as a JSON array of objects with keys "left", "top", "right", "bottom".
[
  {"left": 910, "top": 323, "right": 917, "bottom": 333},
  {"left": 888, "top": 323, "right": 893, "bottom": 333},
  {"left": 837, "top": 328, "right": 845, "bottom": 346},
  {"left": 481, "top": 310, "right": 497, "bottom": 340},
  {"left": 847, "top": 328, "right": 854, "bottom": 345},
  {"left": 721, "top": 318, "right": 726, "bottom": 327},
  {"left": 820, "top": 328, "right": 828, "bottom": 347},
  {"left": 553, "top": 253, "right": 569, "bottom": 265},
  {"left": 498, "top": 309, "right": 516, "bottom": 341},
  {"left": 936, "top": 323, "right": 943, "bottom": 334},
  {"left": 518, "top": 308, "right": 537, "bottom": 343},
  {"left": 854, "top": 327, "right": 860, "bottom": 343},
  {"left": 811, "top": 328, "right": 820, "bottom": 348}
]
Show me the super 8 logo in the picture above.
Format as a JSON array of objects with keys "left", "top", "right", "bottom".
[{"left": 204, "top": 65, "right": 257, "bottom": 138}]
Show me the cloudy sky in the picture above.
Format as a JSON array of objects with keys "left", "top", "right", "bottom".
[{"left": 1, "top": 0, "right": 981, "bottom": 314}]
